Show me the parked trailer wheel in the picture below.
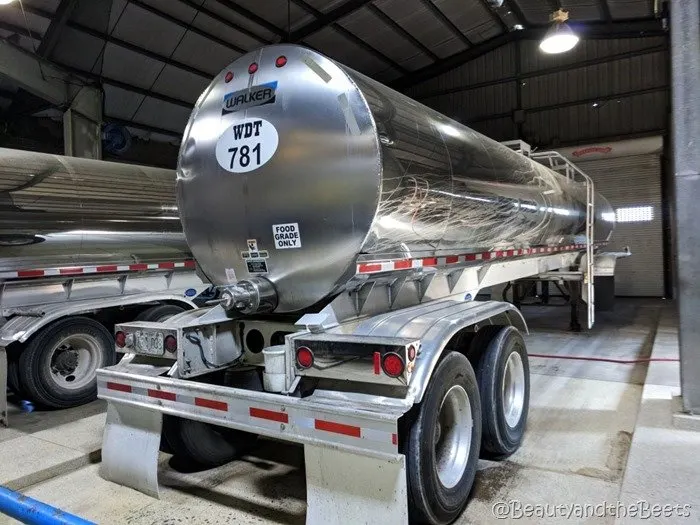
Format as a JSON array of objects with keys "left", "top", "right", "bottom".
[
  {"left": 406, "top": 351, "right": 482, "bottom": 525},
  {"left": 471, "top": 325, "right": 530, "bottom": 458},
  {"left": 6, "top": 353, "right": 24, "bottom": 396},
  {"left": 136, "top": 304, "right": 186, "bottom": 322},
  {"left": 17, "top": 317, "right": 114, "bottom": 409},
  {"left": 163, "top": 416, "right": 257, "bottom": 469}
]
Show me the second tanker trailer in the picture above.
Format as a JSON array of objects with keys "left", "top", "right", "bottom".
[{"left": 98, "top": 45, "right": 620, "bottom": 525}]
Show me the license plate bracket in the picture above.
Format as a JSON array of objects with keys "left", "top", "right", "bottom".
[{"left": 136, "top": 331, "right": 164, "bottom": 356}]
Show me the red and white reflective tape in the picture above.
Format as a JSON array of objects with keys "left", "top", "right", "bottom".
[
  {"left": 357, "top": 244, "right": 592, "bottom": 275},
  {"left": 0, "top": 260, "right": 196, "bottom": 280},
  {"left": 100, "top": 379, "right": 398, "bottom": 453}
]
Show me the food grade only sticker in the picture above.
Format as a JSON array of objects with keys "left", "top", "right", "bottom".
[
  {"left": 215, "top": 117, "right": 279, "bottom": 173},
  {"left": 272, "top": 223, "right": 301, "bottom": 249}
]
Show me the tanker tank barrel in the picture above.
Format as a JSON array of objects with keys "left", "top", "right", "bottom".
[{"left": 177, "top": 44, "right": 615, "bottom": 315}]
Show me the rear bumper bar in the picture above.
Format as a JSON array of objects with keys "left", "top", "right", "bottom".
[{"left": 97, "top": 366, "right": 403, "bottom": 461}]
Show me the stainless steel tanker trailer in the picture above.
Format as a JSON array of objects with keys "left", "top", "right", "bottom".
[
  {"left": 97, "top": 45, "right": 627, "bottom": 525},
  {"left": 0, "top": 148, "right": 210, "bottom": 424}
]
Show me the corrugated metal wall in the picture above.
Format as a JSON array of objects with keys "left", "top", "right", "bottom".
[
  {"left": 578, "top": 153, "right": 664, "bottom": 296},
  {"left": 405, "top": 37, "right": 669, "bottom": 147}
]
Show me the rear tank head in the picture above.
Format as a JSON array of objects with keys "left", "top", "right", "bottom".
[{"left": 177, "top": 45, "right": 382, "bottom": 314}]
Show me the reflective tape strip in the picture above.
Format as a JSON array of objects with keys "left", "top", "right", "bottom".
[
  {"left": 0, "top": 260, "right": 197, "bottom": 280},
  {"left": 356, "top": 243, "right": 600, "bottom": 275},
  {"left": 98, "top": 379, "right": 399, "bottom": 452}
]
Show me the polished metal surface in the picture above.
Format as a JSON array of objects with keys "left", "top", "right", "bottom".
[
  {"left": 502, "top": 351, "right": 526, "bottom": 428},
  {"left": 435, "top": 384, "right": 472, "bottom": 489},
  {"left": 0, "top": 148, "right": 190, "bottom": 273},
  {"left": 178, "top": 44, "right": 614, "bottom": 313}
]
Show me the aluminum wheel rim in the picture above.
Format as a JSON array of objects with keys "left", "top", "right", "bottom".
[
  {"left": 49, "top": 334, "right": 103, "bottom": 390},
  {"left": 502, "top": 350, "right": 526, "bottom": 428},
  {"left": 434, "top": 385, "right": 473, "bottom": 489}
]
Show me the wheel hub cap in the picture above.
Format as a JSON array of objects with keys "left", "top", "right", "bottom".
[
  {"left": 434, "top": 385, "right": 473, "bottom": 489},
  {"left": 502, "top": 351, "right": 526, "bottom": 428}
]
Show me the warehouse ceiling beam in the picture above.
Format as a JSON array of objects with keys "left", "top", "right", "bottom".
[
  {"left": 418, "top": 0, "right": 473, "bottom": 47},
  {"left": 106, "top": 116, "right": 183, "bottom": 139},
  {"left": 394, "top": 18, "right": 666, "bottom": 89},
  {"left": 503, "top": 1, "right": 529, "bottom": 27},
  {"left": 213, "top": 0, "right": 286, "bottom": 37},
  {"left": 56, "top": 61, "right": 194, "bottom": 110},
  {"left": 467, "top": 85, "right": 669, "bottom": 123},
  {"left": 36, "top": 0, "right": 80, "bottom": 59},
  {"left": 18, "top": 4, "right": 215, "bottom": 80},
  {"left": 289, "top": 0, "right": 374, "bottom": 41},
  {"left": 599, "top": 0, "right": 613, "bottom": 24},
  {"left": 128, "top": 0, "right": 248, "bottom": 56},
  {"left": 0, "top": 40, "right": 102, "bottom": 158},
  {"left": 174, "top": 0, "right": 271, "bottom": 45},
  {"left": 291, "top": 0, "right": 409, "bottom": 74},
  {"left": 415, "top": 43, "right": 667, "bottom": 100},
  {"left": 479, "top": 0, "right": 509, "bottom": 32},
  {"left": 367, "top": 4, "right": 439, "bottom": 61}
]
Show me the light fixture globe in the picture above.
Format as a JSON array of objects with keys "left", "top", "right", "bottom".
[{"left": 539, "top": 21, "right": 580, "bottom": 54}]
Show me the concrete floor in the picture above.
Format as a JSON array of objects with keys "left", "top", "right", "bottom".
[{"left": 2, "top": 298, "right": 694, "bottom": 525}]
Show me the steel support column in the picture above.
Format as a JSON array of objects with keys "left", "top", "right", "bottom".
[{"left": 671, "top": 0, "right": 700, "bottom": 414}]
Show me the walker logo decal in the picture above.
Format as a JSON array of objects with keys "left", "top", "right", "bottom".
[
  {"left": 222, "top": 82, "right": 277, "bottom": 115},
  {"left": 572, "top": 146, "right": 612, "bottom": 157}
]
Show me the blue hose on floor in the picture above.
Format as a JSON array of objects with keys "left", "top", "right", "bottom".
[{"left": 0, "top": 486, "right": 94, "bottom": 525}]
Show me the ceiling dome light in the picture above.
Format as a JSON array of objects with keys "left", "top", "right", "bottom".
[{"left": 540, "top": 9, "right": 579, "bottom": 54}]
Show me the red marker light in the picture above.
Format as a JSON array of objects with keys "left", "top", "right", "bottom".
[
  {"left": 248, "top": 62, "right": 258, "bottom": 74},
  {"left": 296, "top": 346, "right": 314, "bottom": 369},
  {"left": 224, "top": 71, "right": 233, "bottom": 83},
  {"left": 115, "top": 331, "right": 127, "bottom": 348},
  {"left": 382, "top": 352, "right": 405, "bottom": 378},
  {"left": 164, "top": 335, "right": 177, "bottom": 352},
  {"left": 275, "top": 56, "right": 287, "bottom": 68}
]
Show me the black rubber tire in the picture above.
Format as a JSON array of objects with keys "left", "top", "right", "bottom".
[
  {"left": 162, "top": 416, "right": 257, "bottom": 469},
  {"left": 6, "top": 348, "right": 25, "bottom": 396},
  {"left": 406, "top": 351, "right": 482, "bottom": 525},
  {"left": 473, "top": 325, "right": 530, "bottom": 459},
  {"left": 17, "top": 317, "right": 115, "bottom": 409},
  {"left": 136, "top": 304, "right": 186, "bottom": 322}
]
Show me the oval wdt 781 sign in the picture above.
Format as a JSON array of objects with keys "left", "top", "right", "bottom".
[{"left": 215, "top": 117, "right": 279, "bottom": 173}]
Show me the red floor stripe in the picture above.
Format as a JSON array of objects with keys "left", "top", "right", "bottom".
[
  {"left": 147, "top": 389, "right": 176, "bottom": 401},
  {"left": 184, "top": 260, "right": 196, "bottom": 269},
  {"left": 195, "top": 397, "right": 228, "bottom": 411},
  {"left": 315, "top": 419, "right": 362, "bottom": 438},
  {"left": 393, "top": 259, "right": 412, "bottom": 270},
  {"left": 249, "top": 407, "right": 289, "bottom": 423},
  {"left": 96, "top": 265, "right": 118, "bottom": 273},
  {"left": 129, "top": 263, "right": 148, "bottom": 271},
  {"left": 158, "top": 262, "right": 175, "bottom": 269}
]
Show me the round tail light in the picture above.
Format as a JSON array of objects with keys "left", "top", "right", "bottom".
[
  {"left": 224, "top": 71, "right": 234, "bottom": 83},
  {"left": 275, "top": 55, "right": 287, "bottom": 68},
  {"left": 248, "top": 62, "right": 258, "bottom": 74},
  {"left": 164, "top": 335, "right": 177, "bottom": 352},
  {"left": 382, "top": 352, "right": 405, "bottom": 378},
  {"left": 115, "top": 331, "right": 127, "bottom": 348},
  {"left": 296, "top": 346, "right": 314, "bottom": 369}
]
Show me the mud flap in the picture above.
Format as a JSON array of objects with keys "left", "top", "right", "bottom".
[
  {"left": 100, "top": 403, "right": 162, "bottom": 498},
  {"left": 0, "top": 347, "right": 7, "bottom": 427},
  {"left": 304, "top": 445, "right": 408, "bottom": 525}
]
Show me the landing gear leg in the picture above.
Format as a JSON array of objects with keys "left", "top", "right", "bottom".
[{"left": 567, "top": 281, "right": 582, "bottom": 332}]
